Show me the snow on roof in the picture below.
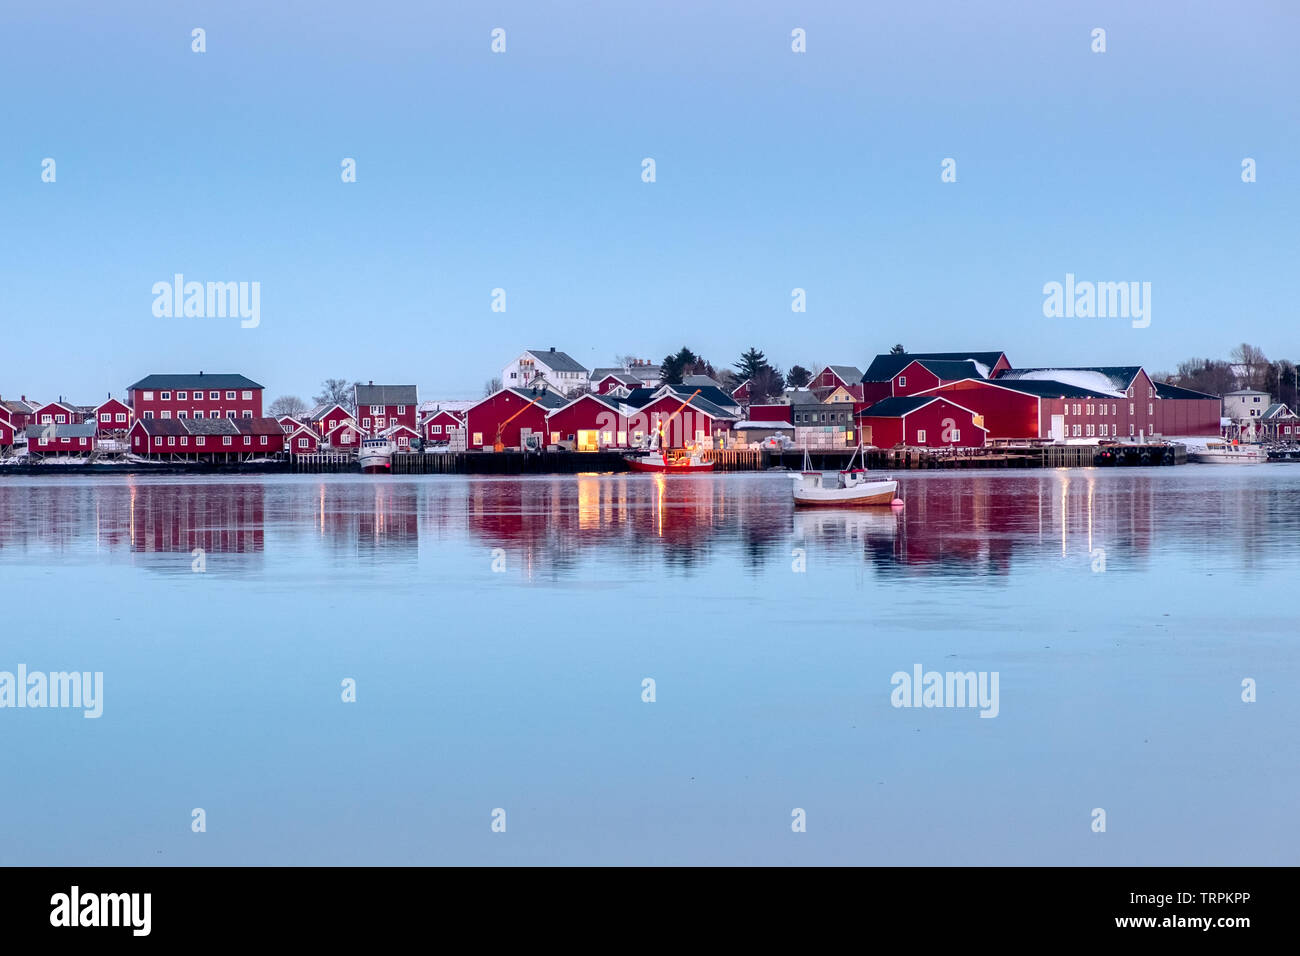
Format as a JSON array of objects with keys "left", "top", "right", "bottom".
[
  {"left": 734, "top": 421, "right": 795, "bottom": 430},
  {"left": 999, "top": 368, "right": 1126, "bottom": 397}
]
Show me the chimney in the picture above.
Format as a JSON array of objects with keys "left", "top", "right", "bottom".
[
  {"left": 550, "top": 347, "right": 556, "bottom": 352},
  {"left": 369, "top": 380, "right": 374, "bottom": 386}
]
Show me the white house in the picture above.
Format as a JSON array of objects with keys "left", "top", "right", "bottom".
[
  {"left": 502, "top": 348, "right": 590, "bottom": 395},
  {"left": 1223, "top": 388, "right": 1270, "bottom": 423}
]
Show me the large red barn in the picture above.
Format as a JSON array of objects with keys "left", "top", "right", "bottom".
[
  {"left": 466, "top": 388, "right": 569, "bottom": 451},
  {"left": 545, "top": 394, "right": 626, "bottom": 450},
  {"left": 856, "top": 396, "right": 988, "bottom": 448}
]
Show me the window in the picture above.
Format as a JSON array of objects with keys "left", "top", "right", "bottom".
[
  {"left": 362, "top": 418, "right": 370, "bottom": 427},
  {"left": 142, "top": 391, "right": 154, "bottom": 401},
  {"left": 431, "top": 424, "right": 441, "bottom": 434},
  {"left": 327, "top": 420, "right": 336, "bottom": 430},
  {"left": 242, "top": 411, "right": 252, "bottom": 418},
  {"left": 242, "top": 391, "right": 252, "bottom": 400},
  {"left": 1148, "top": 403, "right": 1153, "bottom": 415},
  {"left": 180, "top": 436, "right": 188, "bottom": 446},
  {"left": 1127, "top": 387, "right": 1133, "bottom": 398},
  {"left": 1101, "top": 424, "right": 1109, "bottom": 437},
  {"left": 898, "top": 376, "right": 907, "bottom": 387},
  {"left": 177, "top": 391, "right": 187, "bottom": 400},
  {"left": 226, "top": 391, "right": 236, "bottom": 400},
  {"left": 55, "top": 414, "right": 66, "bottom": 423},
  {"left": 196, "top": 437, "right": 205, "bottom": 447},
  {"left": 949, "top": 429, "right": 960, "bottom": 442},
  {"left": 210, "top": 411, "right": 220, "bottom": 419},
  {"left": 1129, "top": 424, "right": 1135, "bottom": 436},
  {"left": 371, "top": 405, "right": 382, "bottom": 415},
  {"left": 1253, "top": 396, "right": 1261, "bottom": 403},
  {"left": 1111, "top": 404, "right": 1116, "bottom": 415},
  {"left": 397, "top": 405, "right": 406, "bottom": 414},
  {"left": 167, "top": 437, "right": 175, "bottom": 446},
  {"left": 116, "top": 413, "right": 126, "bottom": 423},
  {"left": 100, "top": 413, "right": 110, "bottom": 422},
  {"left": 375, "top": 417, "right": 386, "bottom": 429},
  {"left": 472, "top": 432, "right": 483, "bottom": 446},
  {"left": 298, "top": 438, "right": 309, "bottom": 448},
  {"left": 178, "top": 411, "right": 187, "bottom": 419},
  {"left": 143, "top": 411, "right": 154, "bottom": 419},
  {"left": 244, "top": 437, "right": 251, "bottom": 445},
  {"left": 226, "top": 411, "right": 236, "bottom": 419},
  {"left": 1086, "top": 404, "right": 1093, "bottom": 415},
  {"left": 1072, "top": 424, "right": 1081, "bottom": 436},
  {"left": 398, "top": 437, "right": 408, "bottom": 446},
  {"left": 1129, "top": 403, "right": 1134, "bottom": 415},
  {"left": 161, "top": 411, "right": 171, "bottom": 419},
  {"left": 1086, "top": 425, "right": 1095, "bottom": 436},
  {"left": 260, "top": 436, "right": 268, "bottom": 445},
  {"left": 160, "top": 392, "right": 171, "bottom": 400},
  {"left": 916, "top": 429, "right": 926, "bottom": 443},
  {"left": 210, "top": 391, "right": 219, "bottom": 400},
  {"left": 602, "top": 431, "right": 613, "bottom": 444},
  {"left": 223, "top": 436, "right": 232, "bottom": 446}
]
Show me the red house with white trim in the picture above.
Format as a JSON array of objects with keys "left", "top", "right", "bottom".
[
  {"left": 627, "top": 393, "right": 736, "bottom": 449},
  {"left": 380, "top": 422, "right": 421, "bottom": 451},
  {"left": 127, "top": 373, "right": 265, "bottom": 421},
  {"left": 32, "top": 400, "right": 84, "bottom": 427},
  {"left": 325, "top": 421, "right": 360, "bottom": 449},
  {"left": 306, "top": 402, "right": 352, "bottom": 437},
  {"left": 856, "top": 396, "right": 987, "bottom": 448},
  {"left": 354, "top": 383, "right": 417, "bottom": 436},
  {"left": 421, "top": 409, "right": 464, "bottom": 443},
  {"left": 285, "top": 424, "right": 322, "bottom": 454},
  {"left": 860, "top": 351, "right": 1011, "bottom": 404},
  {"left": 545, "top": 394, "right": 627, "bottom": 450},
  {"left": 26, "top": 423, "right": 97, "bottom": 456},
  {"left": 93, "top": 396, "right": 133, "bottom": 435},
  {"left": 811, "top": 365, "right": 864, "bottom": 400},
  {"left": 466, "top": 388, "right": 569, "bottom": 451}
]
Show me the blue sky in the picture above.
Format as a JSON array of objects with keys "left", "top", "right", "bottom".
[{"left": 2, "top": 0, "right": 1296, "bottom": 404}]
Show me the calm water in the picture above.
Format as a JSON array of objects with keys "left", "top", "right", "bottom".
[{"left": 0, "top": 468, "right": 1297, "bottom": 865}]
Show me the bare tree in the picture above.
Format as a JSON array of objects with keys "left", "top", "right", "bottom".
[
  {"left": 1230, "top": 343, "right": 1269, "bottom": 390},
  {"left": 268, "top": 395, "right": 308, "bottom": 419},
  {"left": 314, "top": 378, "right": 356, "bottom": 413},
  {"left": 483, "top": 377, "right": 503, "bottom": 396}
]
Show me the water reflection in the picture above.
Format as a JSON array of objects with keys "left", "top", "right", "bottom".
[{"left": 0, "top": 470, "right": 1297, "bottom": 579}]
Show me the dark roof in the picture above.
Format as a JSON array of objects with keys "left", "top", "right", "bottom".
[
  {"left": 862, "top": 351, "right": 1006, "bottom": 382},
  {"left": 591, "top": 366, "right": 658, "bottom": 383},
  {"left": 592, "top": 371, "right": 640, "bottom": 386},
  {"left": 906, "top": 359, "right": 986, "bottom": 381},
  {"left": 132, "top": 418, "right": 190, "bottom": 436},
  {"left": 526, "top": 349, "right": 588, "bottom": 373},
  {"left": 997, "top": 367, "right": 1142, "bottom": 393},
  {"left": 661, "top": 384, "right": 740, "bottom": 409},
  {"left": 355, "top": 384, "right": 417, "bottom": 406},
  {"left": 184, "top": 418, "right": 240, "bottom": 436},
  {"left": 127, "top": 373, "right": 263, "bottom": 391},
  {"left": 504, "top": 387, "right": 569, "bottom": 410},
  {"left": 306, "top": 402, "right": 350, "bottom": 421},
  {"left": 2, "top": 399, "right": 37, "bottom": 414},
  {"left": 27, "top": 423, "right": 96, "bottom": 439},
  {"left": 235, "top": 417, "right": 288, "bottom": 436},
  {"left": 972, "top": 378, "right": 1116, "bottom": 400},
  {"left": 824, "top": 365, "right": 864, "bottom": 384},
  {"left": 857, "top": 396, "right": 938, "bottom": 418},
  {"left": 1262, "top": 403, "right": 1297, "bottom": 419},
  {"left": 1153, "top": 381, "right": 1219, "bottom": 400}
]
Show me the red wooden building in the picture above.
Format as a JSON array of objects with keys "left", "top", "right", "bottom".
[
  {"left": 860, "top": 350, "right": 1011, "bottom": 404},
  {"left": 93, "top": 396, "right": 133, "bottom": 435},
  {"left": 748, "top": 404, "right": 794, "bottom": 423},
  {"left": 627, "top": 393, "right": 736, "bottom": 448},
  {"left": 127, "top": 373, "right": 265, "bottom": 421},
  {"left": 1, "top": 397, "right": 38, "bottom": 433},
  {"left": 129, "top": 416, "right": 285, "bottom": 459},
  {"left": 380, "top": 422, "right": 421, "bottom": 451},
  {"left": 32, "top": 400, "right": 84, "bottom": 426},
  {"left": 810, "top": 365, "right": 864, "bottom": 400},
  {"left": 545, "top": 394, "right": 626, "bottom": 450},
  {"left": 466, "top": 388, "right": 569, "bottom": 451},
  {"left": 26, "top": 423, "right": 97, "bottom": 456},
  {"left": 856, "top": 396, "right": 988, "bottom": 448},
  {"left": 592, "top": 372, "right": 640, "bottom": 395},
  {"left": 306, "top": 402, "right": 352, "bottom": 437},
  {"left": 420, "top": 408, "right": 464, "bottom": 442},
  {"left": 0, "top": 405, "right": 14, "bottom": 450},
  {"left": 354, "top": 383, "right": 418, "bottom": 436},
  {"left": 284, "top": 424, "right": 322, "bottom": 454},
  {"left": 325, "top": 421, "right": 360, "bottom": 449}
]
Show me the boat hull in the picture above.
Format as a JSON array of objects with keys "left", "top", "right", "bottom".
[
  {"left": 624, "top": 455, "right": 715, "bottom": 473},
  {"left": 793, "top": 479, "right": 898, "bottom": 507}
]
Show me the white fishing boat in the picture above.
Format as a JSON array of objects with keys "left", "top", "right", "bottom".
[
  {"left": 358, "top": 436, "right": 395, "bottom": 473},
  {"left": 792, "top": 444, "right": 899, "bottom": 507},
  {"left": 1188, "top": 440, "right": 1267, "bottom": 464}
]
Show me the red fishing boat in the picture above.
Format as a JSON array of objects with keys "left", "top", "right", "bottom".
[{"left": 622, "top": 388, "right": 716, "bottom": 474}]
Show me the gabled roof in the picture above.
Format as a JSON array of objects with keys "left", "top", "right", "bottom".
[
  {"left": 378, "top": 422, "right": 421, "bottom": 438},
  {"left": 863, "top": 351, "right": 1007, "bottom": 382},
  {"left": 1262, "top": 403, "right": 1298, "bottom": 419},
  {"left": 306, "top": 402, "right": 350, "bottom": 422},
  {"left": 525, "top": 349, "right": 588, "bottom": 373},
  {"left": 657, "top": 384, "right": 740, "bottom": 410},
  {"left": 996, "top": 367, "right": 1142, "bottom": 396},
  {"left": 931, "top": 377, "right": 1115, "bottom": 400},
  {"left": 183, "top": 417, "right": 240, "bottom": 436},
  {"left": 637, "top": 391, "right": 737, "bottom": 421},
  {"left": 857, "top": 396, "right": 940, "bottom": 417},
  {"left": 27, "top": 423, "right": 96, "bottom": 439},
  {"left": 592, "top": 370, "right": 640, "bottom": 386},
  {"left": 546, "top": 392, "right": 624, "bottom": 418},
  {"left": 355, "top": 384, "right": 417, "bottom": 406},
  {"left": 900, "top": 359, "right": 987, "bottom": 381},
  {"left": 127, "top": 373, "right": 263, "bottom": 391},
  {"left": 470, "top": 387, "right": 570, "bottom": 413},
  {"left": 824, "top": 365, "right": 864, "bottom": 385},
  {"left": 421, "top": 407, "right": 464, "bottom": 422},
  {"left": 681, "top": 374, "right": 724, "bottom": 388},
  {"left": 131, "top": 418, "right": 190, "bottom": 436},
  {"left": 1153, "top": 381, "right": 1219, "bottom": 401},
  {"left": 287, "top": 423, "right": 322, "bottom": 440},
  {"left": 591, "top": 366, "right": 658, "bottom": 383},
  {"left": 2, "top": 398, "right": 37, "bottom": 414},
  {"left": 234, "top": 417, "right": 287, "bottom": 437}
]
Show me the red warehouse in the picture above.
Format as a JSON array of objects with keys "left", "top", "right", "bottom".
[
  {"left": 856, "top": 396, "right": 988, "bottom": 448},
  {"left": 354, "top": 383, "right": 417, "bottom": 436},
  {"left": 466, "top": 388, "right": 569, "bottom": 451},
  {"left": 860, "top": 350, "right": 1011, "bottom": 404},
  {"left": 546, "top": 394, "right": 627, "bottom": 451},
  {"left": 127, "top": 373, "right": 264, "bottom": 421}
]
